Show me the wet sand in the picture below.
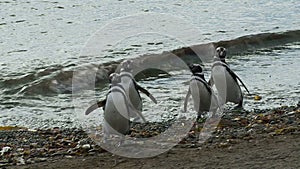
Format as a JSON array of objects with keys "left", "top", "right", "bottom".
[{"left": 8, "top": 134, "right": 300, "bottom": 169}]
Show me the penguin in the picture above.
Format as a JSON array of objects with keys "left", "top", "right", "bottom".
[
  {"left": 85, "top": 60, "right": 157, "bottom": 115},
  {"left": 184, "top": 64, "right": 219, "bottom": 119},
  {"left": 118, "top": 60, "right": 157, "bottom": 122},
  {"left": 208, "top": 47, "right": 250, "bottom": 108},
  {"left": 85, "top": 73, "right": 146, "bottom": 138}
]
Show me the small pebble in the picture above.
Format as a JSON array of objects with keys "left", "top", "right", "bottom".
[
  {"left": 0, "top": 146, "right": 11, "bottom": 155},
  {"left": 16, "top": 157, "right": 25, "bottom": 165},
  {"left": 65, "top": 155, "right": 73, "bottom": 159},
  {"left": 82, "top": 144, "right": 91, "bottom": 150},
  {"left": 254, "top": 95, "right": 262, "bottom": 100}
]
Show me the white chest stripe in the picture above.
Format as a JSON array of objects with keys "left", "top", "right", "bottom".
[
  {"left": 120, "top": 72, "right": 134, "bottom": 79},
  {"left": 190, "top": 76, "right": 212, "bottom": 94},
  {"left": 191, "top": 76, "right": 206, "bottom": 84},
  {"left": 108, "top": 86, "right": 127, "bottom": 97},
  {"left": 212, "top": 61, "right": 230, "bottom": 68}
]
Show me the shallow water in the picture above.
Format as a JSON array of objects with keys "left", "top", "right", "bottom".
[
  {"left": 0, "top": 0, "right": 299, "bottom": 128},
  {"left": 231, "top": 43, "right": 300, "bottom": 110}
]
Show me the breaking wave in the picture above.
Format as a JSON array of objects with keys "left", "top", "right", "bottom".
[{"left": 1, "top": 30, "right": 299, "bottom": 95}]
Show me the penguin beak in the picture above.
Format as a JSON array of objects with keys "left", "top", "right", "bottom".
[{"left": 220, "top": 51, "right": 224, "bottom": 57}]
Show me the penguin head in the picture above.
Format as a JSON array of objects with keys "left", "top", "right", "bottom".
[
  {"left": 120, "top": 60, "right": 133, "bottom": 72},
  {"left": 189, "top": 64, "right": 203, "bottom": 74},
  {"left": 189, "top": 64, "right": 205, "bottom": 79},
  {"left": 109, "top": 73, "right": 121, "bottom": 84},
  {"left": 215, "top": 47, "right": 227, "bottom": 61}
]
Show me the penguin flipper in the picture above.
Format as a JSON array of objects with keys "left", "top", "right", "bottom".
[
  {"left": 203, "top": 81, "right": 213, "bottom": 95},
  {"left": 135, "top": 82, "right": 157, "bottom": 104},
  {"left": 235, "top": 74, "right": 250, "bottom": 94},
  {"left": 85, "top": 100, "right": 106, "bottom": 115},
  {"left": 222, "top": 65, "right": 250, "bottom": 94},
  {"left": 208, "top": 77, "right": 214, "bottom": 86},
  {"left": 183, "top": 88, "right": 191, "bottom": 112},
  {"left": 228, "top": 69, "right": 250, "bottom": 94}
]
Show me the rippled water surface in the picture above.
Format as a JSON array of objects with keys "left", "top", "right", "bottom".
[{"left": 0, "top": 0, "right": 299, "bottom": 128}]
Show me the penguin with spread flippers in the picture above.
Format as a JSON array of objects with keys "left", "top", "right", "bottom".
[
  {"left": 85, "top": 73, "right": 146, "bottom": 138},
  {"left": 118, "top": 60, "right": 157, "bottom": 122},
  {"left": 184, "top": 64, "right": 219, "bottom": 119},
  {"left": 208, "top": 47, "right": 250, "bottom": 108}
]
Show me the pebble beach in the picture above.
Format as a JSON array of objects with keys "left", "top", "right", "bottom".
[{"left": 1, "top": 102, "right": 299, "bottom": 168}]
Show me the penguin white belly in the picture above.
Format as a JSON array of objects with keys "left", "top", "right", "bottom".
[
  {"left": 103, "top": 92, "right": 130, "bottom": 136},
  {"left": 190, "top": 80, "right": 212, "bottom": 112},
  {"left": 212, "top": 66, "right": 242, "bottom": 105}
]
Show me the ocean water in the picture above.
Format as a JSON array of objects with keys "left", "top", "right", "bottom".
[{"left": 0, "top": 0, "right": 299, "bottom": 128}]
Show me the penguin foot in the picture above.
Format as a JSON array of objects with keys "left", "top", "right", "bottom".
[
  {"left": 196, "top": 114, "right": 207, "bottom": 123},
  {"left": 233, "top": 104, "right": 244, "bottom": 111},
  {"left": 236, "top": 99, "right": 243, "bottom": 108}
]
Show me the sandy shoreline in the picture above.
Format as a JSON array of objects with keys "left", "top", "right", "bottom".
[
  {"left": 7, "top": 134, "right": 300, "bottom": 169},
  {"left": 1, "top": 104, "right": 299, "bottom": 169}
]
